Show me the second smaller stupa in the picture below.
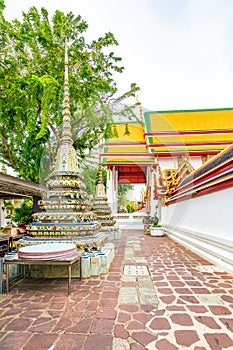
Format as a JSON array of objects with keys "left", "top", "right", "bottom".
[{"left": 92, "top": 167, "right": 121, "bottom": 240}]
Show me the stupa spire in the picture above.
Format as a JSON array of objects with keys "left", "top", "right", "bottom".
[
  {"left": 61, "top": 41, "right": 73, "bottom": 145},
  {"left": 52, "top": 42, "right": 79, "bottom": 173}
]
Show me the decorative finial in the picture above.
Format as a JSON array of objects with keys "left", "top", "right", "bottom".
[
  {"left": 61, "top": 41, "right": 73, "bottom": 145},
  {"left": 136, "top": 95, "right": 143, "bottom": 123},
  {"left": 1, "top": 164, "right": 6, "bottom": 174}
]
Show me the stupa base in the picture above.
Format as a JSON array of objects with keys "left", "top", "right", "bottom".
[
  {"left": 21, "top": 242, "right": 115, "bottom": 279},
  {"left": 103, "top": 230, "right": 122, "bottom": 240},
  {"left": 18, "top": 232, "right": 107, "bottom": 250}
]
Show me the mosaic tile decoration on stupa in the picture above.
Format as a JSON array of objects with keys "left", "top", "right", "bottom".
[{"left": 20, "top": 43, "right": 106, "bottom": 250}]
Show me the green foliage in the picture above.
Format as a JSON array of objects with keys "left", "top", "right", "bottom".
[
  {"left": 81, "top": 166, "right": 98, "bottom": 198},
  {"left": 118, "top": 183, "right": 134, "bottom": 196},
  {"left": 13, "top": 199, "right": 33, "bottom": 224},
  {"left": 127, "top": 203, "right": 134, "bottom": 213},
  {"left": 118, "top": 183, "right": 134, "bottom": 211},
  {"left": 0, "top": 2, "right": 140, "bottom": 182},
  {"left": 3, "top": 200, "right": 14, "bottom": 211},
  {"left": 81, "top": 165, "right": 107, "bottom": 198}
]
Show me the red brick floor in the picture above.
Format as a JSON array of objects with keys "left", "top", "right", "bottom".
[{"left": 0, "top": 230, "right": 232, "bottom": 349}]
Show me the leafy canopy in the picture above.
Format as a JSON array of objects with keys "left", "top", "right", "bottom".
[{"left": 0, "top": 2, "right": 139, "bottom": 182}]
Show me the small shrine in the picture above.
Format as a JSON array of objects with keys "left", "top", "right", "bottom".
[
  {"left": 92, "top": 167, "right": 121, "bottom": 240},
  {"left": 21, "top": 44, "right": 106, "bottom": 250}
]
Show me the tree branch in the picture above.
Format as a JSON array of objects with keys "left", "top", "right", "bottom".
[
  {"left": 48, "top": 121, "right": 59, "bottom": 142},
  {"left": 0, "top": 132, "right": 18, "bottom": 169}
]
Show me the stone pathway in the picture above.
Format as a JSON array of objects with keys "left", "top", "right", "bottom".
[{"left": 0, "top": 229, "right": 232, "bottom": 349}]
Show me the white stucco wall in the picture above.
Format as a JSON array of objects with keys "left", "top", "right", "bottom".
[
  {"left": 106, "top": 167, "right": 118, "bottom": 214},
  {"left": 162, "top": 187, "right": 233, "bottom": 274}
]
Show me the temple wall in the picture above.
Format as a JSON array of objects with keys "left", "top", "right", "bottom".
[{"left": 162, "top": 187, "right": 233, "bottom": 274}]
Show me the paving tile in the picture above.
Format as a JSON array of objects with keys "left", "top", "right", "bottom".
[
  {"left": 170, "top": 313, "right": 194, "bottom": 326},
  {"left": 0, "top": 332, "right": 32, "bottom": 350},
  {"left": 150, "top": 317, "right": 171, "bottom": 330},
  {"left": 131, "top": 331, "right": 157, "bottom": 346},
  {"left": 220, "top": 295, "right": 233, "bottom": 303},
  {"left": 52, "top": 317, "right": 73, "bottom": 332},
  {"left": 29, "top": 320, "right": 56, "bottom": 332},
  {"left": 186, "top": 305, "right": 208, "bottom": 313},
  {"left": 127, "top": 321, "right": 144, "bottom": 330},
  {"left": 0, "top": 316, "right": 14, "bottom": 329},
  {"left": 219, "top": 317, "right": 233, "bottom": 331},
  {"left": 157, "top": 287, "right": 173, "bottom": 294},
  {"left": 195, "top": 316, "right": 221, "bottom": 329},
  {"left": 84, "top": 333, "right": 112, "bottom": 350},
  {"left": 5, "top": 318, "right": 33, "bottom": 331},
  {"left": 209, "top": 305, "right": 232, "bottom": 315},
  {"left": 204, "top": 333, "right": 233, "bottom": 349},
  {"left": 160, "top": 295, "right": 176, "bottom": 304},
  {"left": 166, "top": 305, "right": 185, "bottom": 311},
  {"left": 55, "top": 334, "right": 86, "bottom": 350},
  {"left": 114, "top": 324, "right": 129, "bottom": 339},
  {"left": 155, "top": 339, "right": 178, "bottom": 350},
  {"left": 117, "top": 312, "right": 131, "bottom": 323},
  {"left": 174, "top": 287, "right": 194, "bottom": 294},
  {"left": 90, "top": 319, "right": 114, "bottom": 334},
  {"left": 133, "top": 312, "right": 153, "bottom": 323},
  {"left": 96, "top": 307, "right": 117, "bottom": 319},
  {"left": 99, "top": 298, "right": 118, "bottom": 308},
  {"left": 174, "top": 330, "right": 200, "bottom": 347},
  {"left": 66, "top": 318, "right": 92, "bottom": 333},
  {"left": 190, "top": 287, "right": 211, "bottom": 294},
  {"left": 22, "top": 333, "right": 58, "bottom": 350}
]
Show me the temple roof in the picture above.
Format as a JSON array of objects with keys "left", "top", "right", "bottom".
[
  {"left": 101, "top": 108, "right": 233, "bottom": 164},
  {"left": 101, "top": 122, "right": 155, "bottom": 166},
  {"left": 144, "top": 108, "right": 233, "bottom": 156}
]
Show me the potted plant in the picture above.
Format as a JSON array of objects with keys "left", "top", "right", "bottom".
[
  {"left": 150, "top": 213, "right": 164, "bottom": 237},
  {"left": 150, "top": 223, "right": 164, "bottom": 236}
]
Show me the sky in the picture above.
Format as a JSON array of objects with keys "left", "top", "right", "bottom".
[{"left": 3, "top": 0, "right": 233, "bottom": 111}]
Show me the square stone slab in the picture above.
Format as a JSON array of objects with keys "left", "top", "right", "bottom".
[
  {"left": 124, "top": 265, "right": 149, "bottom": 276},
  {"left": 196, "top": 265, "right": 225, "bottom": 272},
  {"left": 119, "top": 294, "right": 139, "bottom": 304},
  {"left": 119, "top": 287, "right": 137, "bottom": 295},
  {"left": 140, "top": 294, "right": 158, "bottom": 304},
  {"left": 195, "top": 294, "right": 224, "bottom": 305}
]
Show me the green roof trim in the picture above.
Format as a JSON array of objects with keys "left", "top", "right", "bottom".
[{"left": 144, "top": 107, "right": 233, "bottom": 116}]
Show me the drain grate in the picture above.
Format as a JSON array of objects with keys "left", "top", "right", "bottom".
[{"left": 124, "top": 265, "right": 149, "bottom": 276}]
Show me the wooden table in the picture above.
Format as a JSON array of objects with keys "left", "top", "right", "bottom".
[
  {"left": 4, "top": 253, "right": 82, "bottom": 294},
  {"left": 0, "top": 236, "right": 10, "bottom": 254}
]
